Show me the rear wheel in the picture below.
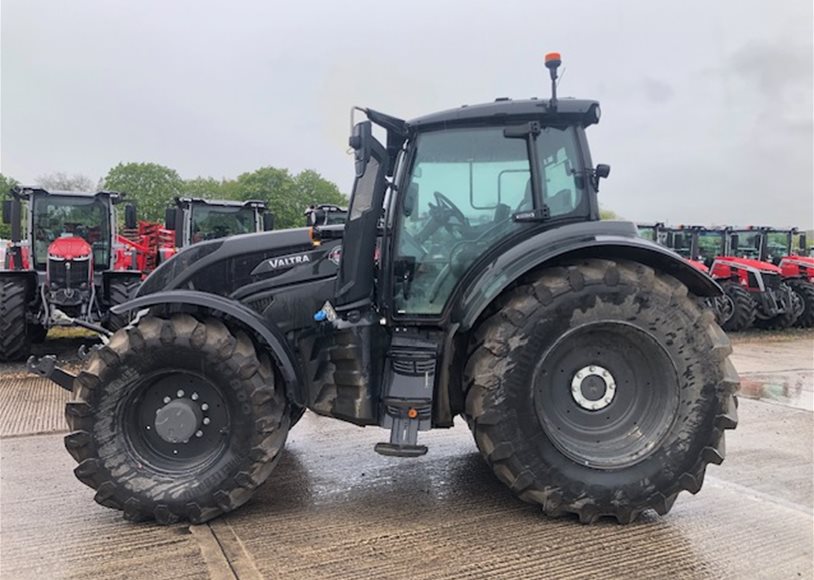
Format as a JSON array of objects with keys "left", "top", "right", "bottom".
[
  {"left": 0, "top": 279, "right": 32, "bottom": 362},
  {"left": 464, "top": 259, "right": 739, "bottom": 524},
  {"left": 719, "top": 281, "right": 756, "bottom": 332},
  {"left": 64, "top": 314, "right": 290, "bottom": 524},
  {"left": 787, "top": 279, "right": 814, "bottom": 328}
]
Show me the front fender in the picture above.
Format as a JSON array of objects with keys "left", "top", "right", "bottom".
[
  {"left": 453, "top": 221, "right": 721, "bottom": 331},
  {"left": 111, "top": 290, "right": 303, "bottom": 403}
]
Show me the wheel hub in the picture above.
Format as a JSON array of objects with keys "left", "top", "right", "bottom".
[
  {"left": 154, "top": 398, "right": 203, "bottom": 443},
  {"left": 570, "top": 365, "right": 616, "bottom": 411}
]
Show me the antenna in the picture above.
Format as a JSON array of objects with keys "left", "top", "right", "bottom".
[{"left": 545, "top": 52, "right": 562, "bottom": 111}]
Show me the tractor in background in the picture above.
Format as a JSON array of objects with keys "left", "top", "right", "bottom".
[
  {"left": 163, "top": 197, "right": 273, "bottom": 250},
  {"left": 742, "top": 226, "right": 813, "bottom": 327},
  {"left": 662, "top": 225, "right": 800, "bottom": 331},
  {"left": 305, "top": 203, "right": 348, "bottom": 227},
  {"left": 0, "top": 187, "right": 144, "bottom": 361}
]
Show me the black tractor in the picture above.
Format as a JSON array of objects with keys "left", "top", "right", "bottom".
[
  {"left": 164, "top": 197, "right": 274, "bottom": 247},
  {"left": 33, "top": 54, "right": 738, "bottom": 525}
]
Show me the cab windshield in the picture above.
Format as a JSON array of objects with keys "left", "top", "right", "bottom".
[
  {"left": 731, "top": 231, "right": 762, "bottom": 259},
  {"left": 765, "top": 232, "right": 790, "bottom": 263},
  {"left": 32, "top": 194, "right": 110, "bottom": 269},
  {"left": 190, "top": 205, "right": 256, "bottom": 243},
  {"left": 393, "top": 124, "right": 587, "bottom": 315},
  {"left": 697, "top": 232, "right": 724, "bottom": 265}
]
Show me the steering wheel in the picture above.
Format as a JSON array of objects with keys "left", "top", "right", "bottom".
[{"left": 431, "top": 191, "right": 470, "bottom": 233}]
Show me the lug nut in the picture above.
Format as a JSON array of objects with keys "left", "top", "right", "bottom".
[
  {"left": 195, "top": 430, "right": 203, "bottom": 438},
  {"left": 203, "top": 417, "right": 210, "bottom": 425},
  {"left": 163, "top": 396, "right": 171, "bottom": 404},
  {"left": 191, "top": 393, "right": 199, "bottom": 401},
  {"left": 201, "top": 403, "right": 209, "bottom": 411},
  {"left": 177, "top": 390, "right": 185, "bottom": 398}
]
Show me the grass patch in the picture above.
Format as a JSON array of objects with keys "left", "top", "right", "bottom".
[{"left": 47, "top": 326, "right": 98, "bottom": 339}]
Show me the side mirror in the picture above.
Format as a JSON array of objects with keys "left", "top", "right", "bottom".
[
  {"left": 263, "top": 213, "right": 274, "bottom": 231},
  {"left": 164, "top": 208, "right": 177, "bottom": 231},
  {"left": 799, "top": 233, "right": 807, "bottom": 251},
  {"left": 124, "top": 204, "right": 137, "bottom": 230},
  {"left": 1, "top": 200, "right": 10, "bottom": 224},
  {"left": 593, "top": 164, "right": 611, "bottom": 191},
  {"left": 348, "top": 121, "right": 372, "bottom": 177}
]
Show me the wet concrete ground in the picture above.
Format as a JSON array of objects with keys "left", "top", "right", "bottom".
[{"left": 1, "top": 331, "right": 812, "bottom": 579}]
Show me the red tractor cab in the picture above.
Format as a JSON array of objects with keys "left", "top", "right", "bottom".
[
  {"left": 0, "top": 187, "right": 144, "bottom": 360},
  {"left": 746, "top": 227, "right": 813, "bottom": 327},
  {"left": 723, "top": 228, "right": 801, "bottom": 330}
]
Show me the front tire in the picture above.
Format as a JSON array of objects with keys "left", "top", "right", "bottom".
[
  {"left": 64, "top": 314, "right": 290, "bottom": 524},
  {"left": 719, "top": 281, "right": 756, "bottom": 332},
  {"left": 0, "top": 279, "right": 32, "bottom": 362},
  {"left": 464, "top": 259, "right": 739, "bottom": 524},
  {"left": 788, "top": 279, "right": 814, "bottom": 328}
]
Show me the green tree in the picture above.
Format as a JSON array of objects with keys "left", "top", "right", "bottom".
[
  {"left": 234, "top": 167, "right": 346, "bottom": 229},
  {"left": 37, "top": 172, "right": 95, "bottom": 192},
  {"left": 0, "top": 174, "right": 19, "bottom": 239},
  {"left": 102, "top": 163, "right": 183, "bottom": 222},
  {"left": 183, "top": 176, "right": 239, "bottom": 200},
  {"left": 600, "top": 207, "right": 620, "bottom": 220}
]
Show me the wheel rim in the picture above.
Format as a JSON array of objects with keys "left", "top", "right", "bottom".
[
  {"left": 122, "top": 371, "right": 231, "bottom": 472},
  {"left": 533, "top": 321, "right": 680, "bottom": 470}
]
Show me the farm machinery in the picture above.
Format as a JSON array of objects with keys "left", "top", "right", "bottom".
[
  {"left": 30, "top": 54, "right": 738, "bottom": 526},
  {"left": 1, "top": 187, "right": 145, "bottom": 361},
  {"left": 735, "top": 226, "right": 813, "bottom": 327},
  {"left": 164, "top": 197, "right": 273, "bottom": 249},
  {"left": 659, "top": 225, "right": 801, "bottom": 331}
]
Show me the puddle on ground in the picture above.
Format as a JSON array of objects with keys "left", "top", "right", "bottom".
[{"left": 737, "top": 370, "right": 813, "bottom": 411}]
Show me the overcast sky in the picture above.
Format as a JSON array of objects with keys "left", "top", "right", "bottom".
[{"left": 1, "top": 0, "right": 812, "bottom": 227}]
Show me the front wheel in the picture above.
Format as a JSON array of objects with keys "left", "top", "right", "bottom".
[
  {"left": 788, "top": 279, "right": 814, "bottom": 328},
  {"left": 64, "top": 314, "right": 290, "bottom": 524},
  {"left": 719, "top": 281, "right": 756, "bottom": 332},
  {"left": 464, "top": 259, "right": 739, "bottom": 523}
]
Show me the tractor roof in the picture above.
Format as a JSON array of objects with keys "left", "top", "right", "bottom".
[
  {"left": 406, "top": 98, "right": 601, "bottom": 132},
  {"left": 175, "top": 197, "right": 267, "bottom": 210},
  {"left": 11, "top": 186, "right": 123, "bottom": 202}
]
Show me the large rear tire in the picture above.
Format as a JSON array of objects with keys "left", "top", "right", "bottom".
[
  {"left": 787, "top": 279, "right": 814, "bottom": 328},
  {"left": 64, "top": 314, "right": 290, "bottom": 524},
  {"left": 464, "top": 259, "right": 739, "bottom": 524},
  {"left": 0, "top": 279, "right": 32, "bottom": 362},
  {"left": 719, "top": 281, "right": 756, "bottom": 332}
]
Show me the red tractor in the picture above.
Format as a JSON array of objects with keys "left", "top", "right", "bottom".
[
  {"left": 741, "top": 227, "right": 813, "bottom": 327},
  {"left": 0, "top": 187, "right": 145, "bottom": 361},
  {"left": 720, "top": 227, "right": 801, "bottom": 330}
]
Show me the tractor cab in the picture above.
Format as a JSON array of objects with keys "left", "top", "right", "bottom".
[
  {"left": 637, "top": 222, "right": 666, "bottom": 244},
  {"left": 164, "top": 197, "right": 273, "bottom": 248},
  {"left": 304, "top": 204, "right": 348, "bottom": 227},
  {"left": 662, "top": 225, "right": 728, "bottom": 271}
]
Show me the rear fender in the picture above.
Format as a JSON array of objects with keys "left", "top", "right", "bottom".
[
  {"left": 111, "top": 290, "right": 303, "bottom": 404},
  {"left": 454, "top": 225, "right": 721, "bottom": 331}
]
